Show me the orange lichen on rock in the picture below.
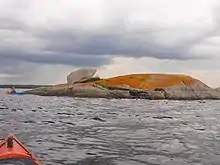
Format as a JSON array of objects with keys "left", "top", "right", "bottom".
[{"left": 88, "top": 73, "right": 199, "bottom": 90}]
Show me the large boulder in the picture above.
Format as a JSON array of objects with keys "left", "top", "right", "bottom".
[{"left": 67, "top": 68, "right": 97, "bottom": 85}]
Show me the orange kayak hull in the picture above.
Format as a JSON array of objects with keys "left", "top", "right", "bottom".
[{"left": 0, "top": 134, "right": 42, "bottom": 165}]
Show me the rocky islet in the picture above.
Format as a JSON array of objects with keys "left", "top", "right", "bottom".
[{"left": 25, "top": 68, "right": 220, "bottom": 100}]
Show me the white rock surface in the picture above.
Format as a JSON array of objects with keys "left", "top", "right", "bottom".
[{"left": 67, "top": 68, "right": 97, "bottom": 84}]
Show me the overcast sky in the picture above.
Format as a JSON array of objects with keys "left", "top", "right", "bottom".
[{"left": 0, "top": 0, "right": 220, "bottom": 87}]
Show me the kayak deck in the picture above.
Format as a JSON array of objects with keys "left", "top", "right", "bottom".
[{"left": 0, "top": 134, "right": 42, "bottom": 165}]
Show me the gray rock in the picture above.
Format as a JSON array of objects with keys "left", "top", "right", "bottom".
[
  {"left": 162, "top": 81, "right": 220, "bottom": 100},
  {"left": 25, "top": 84, "right": 132, "bottom": 99},
  {"left": 67, "top": 68, "right": 97, "bottom": 85},
  {"left": 215, "top": 87, "right": 220, "bottom": 92}
]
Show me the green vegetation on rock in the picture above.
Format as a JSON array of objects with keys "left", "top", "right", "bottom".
[{"left": 79, "top": 77, "right": 102, "bottom": 83}]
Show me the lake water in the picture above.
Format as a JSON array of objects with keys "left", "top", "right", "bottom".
[{"left": 0, "top": 90, "right": 220, "bottom": 165}]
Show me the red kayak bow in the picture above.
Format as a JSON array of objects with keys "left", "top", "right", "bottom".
[{"left": 0, "top": 134, "right": 42, "bottom": 165}]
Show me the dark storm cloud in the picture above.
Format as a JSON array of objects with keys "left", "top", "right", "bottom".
[
  {"left": 0, "top": 52, "right": 109, "bottom": 67},
  {"left": 40, "top": 31, "right": 191, "bottom": 60},
  {"left": 31, "top": 27, "right": 210, "bottom": 63}
]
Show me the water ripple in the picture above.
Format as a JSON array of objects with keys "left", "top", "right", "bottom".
[{"left": 0, "top": 93, "right": 220, "bottom": 164}]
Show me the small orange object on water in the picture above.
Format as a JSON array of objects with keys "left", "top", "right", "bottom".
[
  {"left": 3, "top": 91, "right": 8, "bottom": 95},
  {"left": 0, "top": 133, "right": 42, "bottom": 165}
]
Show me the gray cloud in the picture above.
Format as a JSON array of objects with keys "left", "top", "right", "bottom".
[
  {"left": 0, "top": 1, "right": 219, "bottom": 66},
  {"left": 39, "top": 31, "right": 193, "bottom": 60},
  {"left": 0, "top": 0, "right": 219, "bottom": 84}
]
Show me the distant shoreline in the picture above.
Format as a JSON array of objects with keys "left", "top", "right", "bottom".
[{"left": 0, "top": 84, "right": 52, "bottom": 89}]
